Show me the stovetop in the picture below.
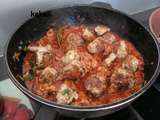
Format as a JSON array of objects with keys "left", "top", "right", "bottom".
[{"left": 0, "top": 4, "right": 160, "bottom": 120}]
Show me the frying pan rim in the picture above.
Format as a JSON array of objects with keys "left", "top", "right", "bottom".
[{"left": 4, "top": 5, "right": 160, "bottom": 111}]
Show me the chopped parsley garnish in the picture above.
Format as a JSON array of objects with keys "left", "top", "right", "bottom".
[
  {"left": 61, "top": 88, "right": 70, "bottom": 96},
  {"left": 23, "top": 46, "right": 29, "bottom": 52},
  {"left": 29, "top": 60, "right": 35, "bottom": 68},
  {"left": 28, "top": 69, "right": 34, "bottom": 80},
  {"left": 27, "top": 61, "right": 36, "bottom": 80}
]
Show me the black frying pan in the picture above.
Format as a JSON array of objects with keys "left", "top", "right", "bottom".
[{"left": 4, "top": 5, "right": 160, "bottom": 118}]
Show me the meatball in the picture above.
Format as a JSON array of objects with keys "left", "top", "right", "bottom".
[
  {"left": 61, "top": 60, "right": 83, "bottom": 79},
  {"left": 59, "top": 51, "right": 97, "bottom": 80},
  {"left": 122, "top": 55, "right": 139, "bottom": 72},
  {"left": 79, "top": 52, "right": 98, "bottom": 73},
  {"left": 117, "top": 41, "right": 128, "bottom": 58},
  {"left": 39, "top": 67, "right": 58, "bottom": 83},
  {"left": 62, "top": 50, "right": 80, "bottom": 65},
  {"left": 82, "top": 27, "right": 95, "bottom": 41},
  {"left": 102, "top": 32, "right": 116, "bottom": 44},
  {"left": 85, "top": 75, "right": 106, "bottom": 97},
  {"left": 84, "top": 66, "right": 108, "bottom": 97},
  {"left": 103, "top": 53, "right": 117, "bottom": 67},
  {"left": 56, "top": 84, "right": 78, "bottom": 104},
  {"left": 66, "top": 33, "right": 84, "bottom": 50},
  {"left": 61, "top": 50, "right": 81, "bottom": 79},
  {"left": 87, "top": 37, "right": 105, "bottom": 54},
  {"left": 109, "top": 68, "right": 135, "bottom": 93},
  {"left": 95, "top": 25, "right": 110, "bottom": 36},
  {"left": 28, "top": 44, "right": 53, "bottom": 67}
]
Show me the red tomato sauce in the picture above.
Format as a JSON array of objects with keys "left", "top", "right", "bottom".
[{"left": 22, "top": 24, "right": 144, "bottom": 106}]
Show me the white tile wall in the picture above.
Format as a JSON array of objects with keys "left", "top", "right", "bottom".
[{"left": 0, "top": 0, "right": 160, "bottom": 55}]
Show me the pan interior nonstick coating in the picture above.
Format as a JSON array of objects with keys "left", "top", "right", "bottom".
[{"left": 6, "top": 6, "right": 159, "bottom": 106}]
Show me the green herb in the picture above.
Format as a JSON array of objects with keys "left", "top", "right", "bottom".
[
  {"left": 56, "top": 28, "right": 63, "bottom": 47},
  {"left": 23, "top": 46, "right": 29, "bottom": 52},
  {"left": 61, "top": 88, "right": 70, "bottom": 96},
  {"left": 28, "top": 69, "right": 34, "bottom": 80},
  {"left": 29, "top": 60, "right": 35, "bottom": 68}
]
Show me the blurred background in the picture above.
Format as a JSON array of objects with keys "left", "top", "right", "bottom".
[{"left": 0, "top": 0, "right": 160, "bottom": 55}]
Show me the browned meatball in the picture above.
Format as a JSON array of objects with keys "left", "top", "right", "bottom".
[
  {"left": 84, "top": 67, "right": 108, "bottom": 97},
  {"left": 102, "top": 32, "right": 116, "bottom": 44},
  {"left": 59, "top": 50, "right": 97, "bottom": 80},
  {"left": 95, "top": 25, "right": 110, "bottom": 36},
  {"left": 87, "top": 37, "right": 105, "bottom": 54},
  {"left": 66, "top": 33, "right": 84, "bottom": 50},
  {"left": 60, "top": 60, "right": 83, "bottom": 79},
  {"left": 39, "top": 67, "right": 58, "bottom": 83},
  {"left": 109, "top": 68, "right": 135, "bottom": 93},
  {"left": 80, "top": 52, "right": 98, "bottom": 72},
  {"left": 85, "top": 75, "right": 106, "bottom": 97},
  {"left": 82, "top": 27, "right": 95, "bottom": 41}
]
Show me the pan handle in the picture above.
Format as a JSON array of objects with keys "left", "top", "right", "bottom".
[
  {"left": 34, "top": 105, "right": 59, "bottom": 120},
  {"left": 90, "top": 2, "right": 112, "bottom": 9}
]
